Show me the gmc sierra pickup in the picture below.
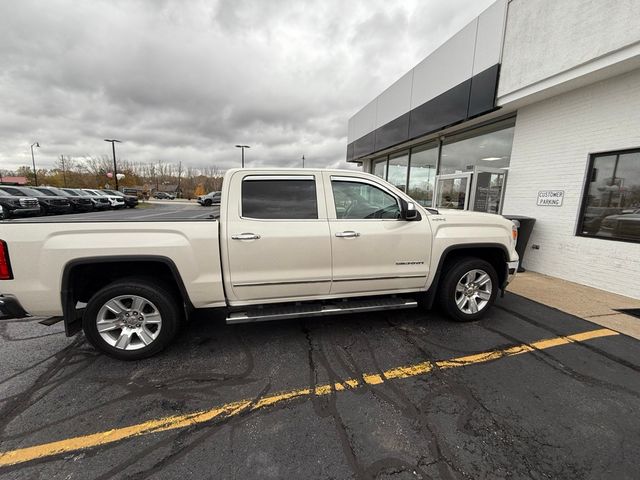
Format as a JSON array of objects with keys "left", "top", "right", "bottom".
[{"left": 0, "top": 168, "right": 519, "bottom": 360}]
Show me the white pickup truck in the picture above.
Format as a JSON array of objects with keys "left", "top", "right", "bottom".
[{"left": 0, "top": 169, "right": 519, "bottom": 360}]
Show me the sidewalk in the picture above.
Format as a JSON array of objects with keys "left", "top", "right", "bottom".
[{"left": 507, "top": 271, "right": 640, "bottom": 340}]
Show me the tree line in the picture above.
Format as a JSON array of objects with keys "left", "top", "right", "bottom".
[{"left": 0, "top": 156, "right": 224, "bottom": 199}]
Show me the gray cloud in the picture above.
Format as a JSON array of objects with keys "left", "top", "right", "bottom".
[{"left": 0, "top": 0, "right": 494, "bottom": 171}]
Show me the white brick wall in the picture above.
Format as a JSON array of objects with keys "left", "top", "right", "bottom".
[{"left": 502, "top": 69, "right": 640, "bottom": 299}]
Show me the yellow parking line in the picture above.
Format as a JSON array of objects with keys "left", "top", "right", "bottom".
[{"left": 0, "top": 328, "right": 617, "bottom": 468}]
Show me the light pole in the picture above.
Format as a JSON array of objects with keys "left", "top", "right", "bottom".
[
  {"left": 30, "top": 142, "right": 40, "bottom": 186},
  {"left": 235, "top": 145, "right": 250, "bottom": 168},
  {"left": 302, "top": 154, "right": 305, "bottom": 168},
  {"left": 60, "top": 155, "right": 67, "bottom": 187},
  {"left": 104, "top": 139, "right": 122, "bottom": 190}
]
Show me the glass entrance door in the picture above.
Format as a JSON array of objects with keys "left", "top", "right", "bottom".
[
  {"left": 435, "top": 168, "right": 507, "bottom": 213},
  {"left": 435, "top": 173, "right": 471, "bottom": 210},
  {"left": 469, "top": 167, "right": 507, "bottom": 214}
]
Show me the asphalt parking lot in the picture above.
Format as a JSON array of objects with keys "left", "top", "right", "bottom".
[{"left": 1, "top": 293, "right": 639, "bottom": 479}]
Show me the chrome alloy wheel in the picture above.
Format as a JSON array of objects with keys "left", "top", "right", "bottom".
[
  {"left": 96, "top": 295, "right": 162, "bottom": 351},
  {"left": 454, "top": 269, "right": 492, "bottom": 315}
]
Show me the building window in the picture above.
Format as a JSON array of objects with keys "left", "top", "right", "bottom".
[
  {"left": 578, "top": 149, "right": 640, "bottom": 243},
  {"left": 372, "top": 157, "right": 387, "bottom": 180},
  {"left": 439, "top": 119, "right": 515, "bottom": 175},
  {"left": 408, "top": 142, "right": 437, "bottom": 207},
  {"left": 387, "top": 151, "right": 409, "bottom": 191},
  {"left": 242, "top": 177, "right": 318, "bottom": 219}
]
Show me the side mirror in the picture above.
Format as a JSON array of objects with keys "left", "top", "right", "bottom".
[{"left": 401, "top": 199, "right": 420, "bottom": 221}]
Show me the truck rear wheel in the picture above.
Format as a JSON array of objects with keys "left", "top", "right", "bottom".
[
  {"left": 82, "top": 278, "right": 181, "bottom": 360},
  {"left": 438, "top": 257, "right": 498, "bottom": 322}
]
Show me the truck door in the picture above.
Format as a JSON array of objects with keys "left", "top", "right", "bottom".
[
  {"left": 222, "top": 172, "right": 332, "bottom": 304},
  {"left": 324, "top": 173, "right": 431, "bottom": 295}
]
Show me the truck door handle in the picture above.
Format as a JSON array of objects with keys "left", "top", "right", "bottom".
[
  {"left": 231, "top": 233, "right": 261, "bottom": 240},
  {"left": 335, "top": 231, "right": 360, "bottom": 238}
]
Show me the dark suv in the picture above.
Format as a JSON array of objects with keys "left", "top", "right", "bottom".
[
  {"left": 0, "top": 186, "right": 73, "bottom": 215},
  {"left": 0, "top": 188, "right": 41, "bottom": 219},
  {"left": 32, "top": 186, "right": 93, "bottom": 213},
  {"left": 62, "top": 188, "right": 111, "bottom": 210}
]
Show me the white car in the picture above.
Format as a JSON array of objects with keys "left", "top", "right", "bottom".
[
  {"left": 0, "top": 168, "right": 518, "bottom": 360},
  {"left": 83, "top": 189, "right": 125, "bottom": 209}
]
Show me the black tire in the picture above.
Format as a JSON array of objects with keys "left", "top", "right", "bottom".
[
  {"left": 438, "top": 257, "right": 498, "bottom": 322},
  {"left": 82, "top": 278, "right": 182, "bottom": 360},
  {"left": 204, "top": 199, "right": 212, "bottom": 206}
]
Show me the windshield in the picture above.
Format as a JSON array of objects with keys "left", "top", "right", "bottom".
[
  {"left": 47, "top": 187, "right": 69, "bottom": 196},
  {"left": 33, "top": 187, "right": 57, "bottom": 196},
  {"left": 103, "top": 190, "right": 122, "bottom": 196},
  {"left": 62, "top": 189, "right": 79, "bottom": 196},
  {"left": 1, "top": 186, "right": 41, "bottom": 196}
]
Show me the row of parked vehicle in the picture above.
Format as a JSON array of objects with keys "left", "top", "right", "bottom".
[{"left": 0, "top": 186, "right": 138, "bottom": 219}]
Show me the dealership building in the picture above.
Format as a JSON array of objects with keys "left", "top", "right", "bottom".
[{"left": 346, "top": 0, "right": 640, "bottom": 299}]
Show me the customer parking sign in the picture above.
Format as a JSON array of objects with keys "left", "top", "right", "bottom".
[{"left": 537, "top": 190, "right": 564, "bottom": 206}]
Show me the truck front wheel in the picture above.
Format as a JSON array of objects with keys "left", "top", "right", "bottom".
[
  {"left": 82, "top": 278, "right": 181, "bottom": 360},
  {"left": 438, "top": 257, "right": 498, "bottom": 322}
]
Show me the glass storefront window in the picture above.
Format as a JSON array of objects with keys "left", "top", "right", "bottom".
[
  {"left": 372, "top": 157, "right": 387, "bottom": 180},
  {"left": 387, "top": 151, "right": 408, "bottom": 191},
  {"left": 440, "top": 119, "right": 515, "bottom": 175},
  {"left": 408, "top": 143, "right": 437, "bottom": 207},
  {"left": 579, "top": 149, "right": 640, "bottom": 243}
]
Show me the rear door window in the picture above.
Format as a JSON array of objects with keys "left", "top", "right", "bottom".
[{"left": 242, "top": 176, "right": 318, "bottom": 219}]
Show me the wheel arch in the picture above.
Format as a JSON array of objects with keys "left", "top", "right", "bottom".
[
  {"left": 422, "top": 243, "right": 509, "bottom": 310},
  {"left": 61, "top": 255, "right": 193, "bottom": 337}
]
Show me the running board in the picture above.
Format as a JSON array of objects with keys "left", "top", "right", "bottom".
[{"left": 226, "top": 297, "right": 417, "bottom": 324}]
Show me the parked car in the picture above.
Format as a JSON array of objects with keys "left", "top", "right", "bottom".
[
  {"left": 122, "top": 188, "right": 143, "bottom": 199},
  {"left": 62, "top": 188, "right": 111, "bottom": 211},
  {"left": 102, "top": 189, "right": 138, "bottom": 208},
  {"left": 0, "top": 188, "right": 40, "bottom": 219},
  {"left": 197, "top": 191, "right": 221, "bottom": 206},
  {"left": 0, "top": 186, "right": 72, "bottom": 215},
  {"left": 581, "top": 206, "right": 622, "bottom": 234},
  {"left": 31, "top": 186, "right": 93, "bottom": 213},
  {"left": 0, "top": 168, "right": 519, "bottom": 360},
  {"left": 598, "top": 209, "right": 640, "bottom": 240},
  {"left": 153, "top": 192, "right": 175, "bottom": 200},
  {"left": 83, "top": 189, "right": 125, "bottom": 209}
]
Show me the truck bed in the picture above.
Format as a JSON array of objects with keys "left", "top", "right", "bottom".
[
  {"left": 0, "top": 219, "right": 226, "bottom": 316},
  {"left": 2, "top": 202, "right": 219, "bottom": 223}
]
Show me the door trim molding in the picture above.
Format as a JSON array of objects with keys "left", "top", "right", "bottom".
[
  {"left": 233, "top": 279, "right": 331, "bottom": 287},
  {"left": 333, "top": 274, "right": 427, "bottom": 282}
]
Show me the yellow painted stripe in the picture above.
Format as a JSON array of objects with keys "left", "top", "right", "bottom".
[{"left": 0, "top": 327, "right": 617, "bottom": 468}]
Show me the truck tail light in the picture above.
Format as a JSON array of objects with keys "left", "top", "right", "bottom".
[{"left": 0, "top": 240, "right": 13, "bottom": 280}]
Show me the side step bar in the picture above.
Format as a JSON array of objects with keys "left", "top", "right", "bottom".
[{"left": 226, "top": 297, "right": 418, "bottom": 324}]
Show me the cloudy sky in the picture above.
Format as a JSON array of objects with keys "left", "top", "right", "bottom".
[{"left": 0, "top": 0, "right": 494, "bottom": 172}]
